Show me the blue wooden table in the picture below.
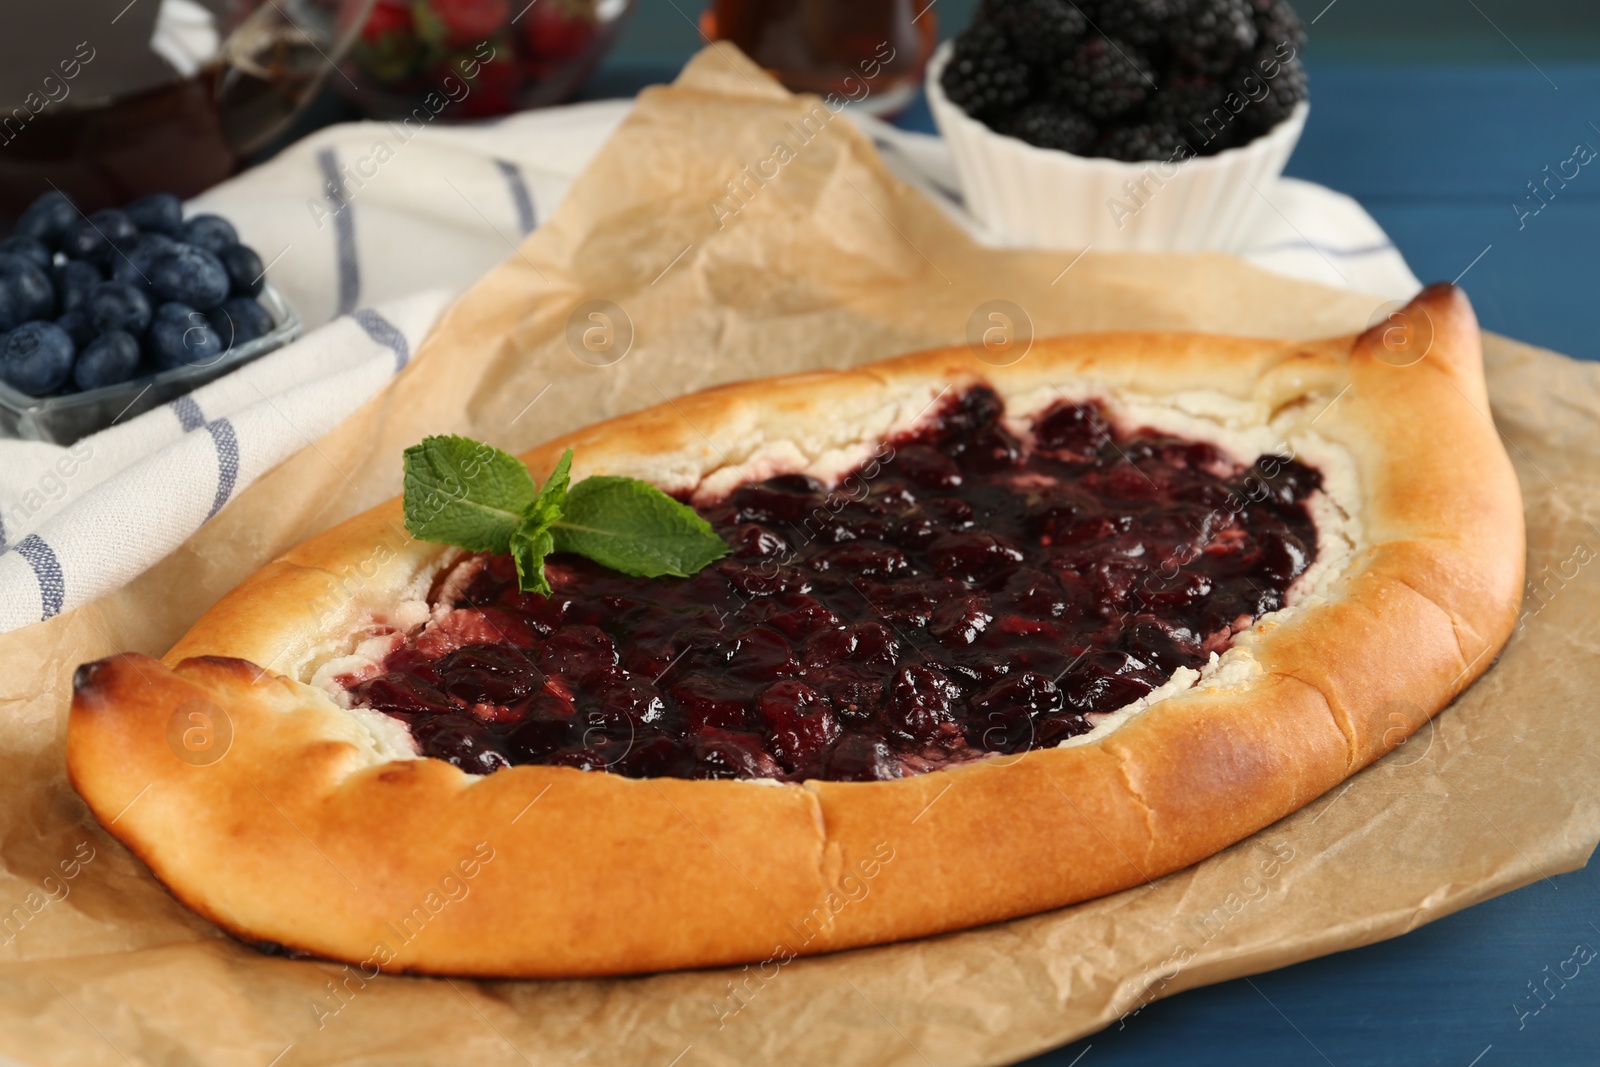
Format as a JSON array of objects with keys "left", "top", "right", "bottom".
[
  {"left": 580, "top": 54, "right": 1600, "bottom": 1065},
  {"left": 893, "top": 62, "right": 1600, "bottom": 1067}
]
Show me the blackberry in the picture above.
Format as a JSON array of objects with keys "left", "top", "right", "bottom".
[
  {"left": 1098, "top": 122, "right": 1197, "bottom": 162},
  {"left": 1167, "top": 0, "right": 1258, "bottom": 75},
  {"left": 1147, "top": 72, "right": 1236, "bottom": 153},
  {"left": 1085, "top": 0, "right": 1178, "bottom": 50},
  {"left": 1060, "top": 35, "right": 1152, "bottom": 122},
  {"left": 941, "top": 22, "right": 1032, "bottom": 120},
  {"left": 1006, "top": 102, "right": 1098, "bottom": 153},
  {"left": 1232, "top": 45, "right": 1306, "bottom": 135},
  {"left": 980, "top": 0, "right": 1088, "bottom": 66},
  {"left": 1251, "top": 0, "right": 1307, "bottom": 53}
]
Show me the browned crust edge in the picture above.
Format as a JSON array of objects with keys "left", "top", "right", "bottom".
[{"left": 66, "top": 284, "right": 1524, "bottom": 977}]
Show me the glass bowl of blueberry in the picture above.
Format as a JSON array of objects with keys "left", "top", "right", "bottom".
[
  {"left": 926, "top": 0, "right": 1310, "bottom": 252},
  {"left": 0, "top": 192, "right": 300, "bottom": 446}
]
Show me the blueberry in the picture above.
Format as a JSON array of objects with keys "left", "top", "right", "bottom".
[
  {"left": 73, "top": 330, "right": 142, "bottom": 391},
  {"left": 178, "top": 213, "right": 238, "bottom": 256},
  {"left": 54, "top": 259, "right": 102, "bottom": 312},
  {"left": 218, "top": 243, "right": 264, "bottom": 297},
  {"left": 0, "top": 260, "right": 57, "bottom": 329},
  {"left": 0, "top": 253, "right": 39, "bottom": 276},
  {"left": 14, "top": 191, "right": 77, "bottom": 247},
  {"left": 148, "top": 243, "right": 229, "bottom": 310},
  {"left": 147, "top": 302, "right": 223, "bottom": 369},
  {"left": 0, "top": 236, "right": 52, "bottom": 271},
  {"left": 110, "top": 232, "right": 176, "bottom": 291},
  {"left": 87, "top": 281, "right": 152, "bottom": 336},
  {"left": 55, "top": 309, "right": 95, "bottom": 348},
  {"left": 0, "top": 321, "right": 75, "bottom": 396},
  {"left": 91, "top": 209, "right": 139, "bottom": 248},
  {"left": 60, "top": 218, "right": 108, "bottom": 262},
  {"left": 61, "top": 210, "right": 138, "bottom": 263},
  {"left": 123, "top": 193, "right": 183, "bottom": 235},
  {"left": 208, "top": 296, "right": 273, "bottom": 349}
]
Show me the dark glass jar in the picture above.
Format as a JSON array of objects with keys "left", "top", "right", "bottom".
[{"left": 701, "top": 0, "right": 937, "bottom": 116}]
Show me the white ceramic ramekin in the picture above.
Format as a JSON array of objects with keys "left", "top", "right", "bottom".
[{"left": 925, "top": 41, "right": 1309, "bottom": 252}]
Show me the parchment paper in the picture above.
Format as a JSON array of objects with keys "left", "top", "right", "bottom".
[{"left": 0, "top": 45, "right": 1596, "bottom": 1067}]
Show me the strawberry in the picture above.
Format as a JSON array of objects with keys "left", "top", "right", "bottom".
[
  {"left": 355, "top": 0, "right": 427, "bottom": 83},
  {"left": 520, "top": 0, "right": 597, "bottom": 61},
  {"left": 434, "top": 37, "right": 522, "bottom": 116},
  {"left": 361, "top": 0, "right": 414, "bottom": 41},
  {"left": 413, "top": 0, "right": 511, "bottom": 48},
  {"left": 460, "top": 51, "right": 522, "bottom": 115}
]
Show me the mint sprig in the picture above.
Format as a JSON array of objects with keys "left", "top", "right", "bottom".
[{"left": 402, "top": 436, "right": 727, "bottom": 593}]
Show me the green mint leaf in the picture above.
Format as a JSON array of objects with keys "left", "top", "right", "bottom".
[
  {"left": 551, "top": 475, "right": 729, "bottom": 579},
  {"left": 509, "top": 520, "right": 555, "bottom": 597},
  {"left": 531, "top": 448, "right": 573, "bottom": 524},
  {"left": 508, "top": 449, "right": 575, "bottom": 595},
  {"left": 403, "top": 435, "right": 536, "bottom": 553}
]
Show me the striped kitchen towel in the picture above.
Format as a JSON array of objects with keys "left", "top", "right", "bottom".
[{"left": 0, "top": 98, "right": 1419, "bottom": 632}]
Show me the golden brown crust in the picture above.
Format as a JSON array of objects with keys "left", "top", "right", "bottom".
[{"left": 68, "top": 284, "right": 1524, "bottom": 977}]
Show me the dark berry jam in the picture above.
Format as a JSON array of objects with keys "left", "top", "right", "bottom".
[{"left": 346, "top": 387, "right": 1321, "bottom": 782}]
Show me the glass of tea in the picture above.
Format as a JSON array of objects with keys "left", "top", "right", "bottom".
[{"left": 700, "top": 0, "right": 938, "bottom": 116}]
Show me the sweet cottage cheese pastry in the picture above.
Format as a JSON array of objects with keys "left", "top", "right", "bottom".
[{"left": 68, "top": 284, "right": 1523, "bottom": 977}]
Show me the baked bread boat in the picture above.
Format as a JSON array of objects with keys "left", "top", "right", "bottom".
[{"left": 67, "top": 283, "right": 1523, "bottom": 977}]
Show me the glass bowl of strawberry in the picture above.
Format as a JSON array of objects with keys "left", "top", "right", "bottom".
[{"left": 332, "top": 0, "right": 636, "bottom": 118}]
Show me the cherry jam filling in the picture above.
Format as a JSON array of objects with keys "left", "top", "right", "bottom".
[{"left": 346, "top": 387, "right": 1320, "bottom": 782}]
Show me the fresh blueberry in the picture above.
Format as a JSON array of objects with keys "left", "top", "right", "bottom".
[
  {"left": 178, "top": 214, "right": 238, "bottom": 256},
  {"left": 209, "top": 296, "right": 274, "bottom": 348},
  {"left": 60, "top": 209, "right": 139, "bottom": 263},
  {"left": 123, "top": 193, "right": 183, "bottom": 235},
  {"left": 0, "top": 236, "right": 52, "bottom": 271},
  {"left": 218, "top": 243, "right": 264, "bottom": 297},
  {"left": 92, "top": 209, "right": 139, "bottom": 248},
  {"left": 14, "top": 191, "right": 77, "bottom": 247},
  {"left": 73, "top": 330, "right": 142, "bottom": 391},
  {"left": 148, "top": 243, "right": 229, "bottom": 310},
  {"left": 54, "top": 259, "right": 102, "bottom": 312},
  {"left": 55, "top": 309, "right": 96, "bottom": 348},
  {"left": 60, "top": 218, "right": 108, "bottom": 262},
  {"left": 110, "top": 232, "right": 176, "bottom": 292},
  {"left": 0, "top": 253, "right": 39, "bottom": 276},
  {"left": 0, "top": 260, "right": 57, "bottom": 329},
  {"left": 146, "top": 302, "right": 223, "bottom": 369},
  {"left": 87, "top": 281, "right": 152, "bottom": 336},
  {"left": 0, "top": 321, "right": 75, "bottom": 396}
]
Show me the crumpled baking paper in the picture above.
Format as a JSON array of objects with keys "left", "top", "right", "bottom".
[{"left": 0, "top": 45, "right": 1595, "bottom": 1067}]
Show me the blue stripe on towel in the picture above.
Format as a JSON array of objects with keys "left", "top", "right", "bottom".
[
  {"left": 204, "top": 419, "right": 240, "bottom": 521},
  {"left": 318, "top": 148, "right": 361, "bottom": 316},
  {"left": 170, "top": 394, "right": 205, "bottom": 432},
  {"left": 494, "top": 158, "right": 537, "bottom": 235},
  {"left": 15, "top": 534, "right": 63, "bottom": 620},
  {"left": 353, "top": 308, "right": 410, "bottom": 371}
]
